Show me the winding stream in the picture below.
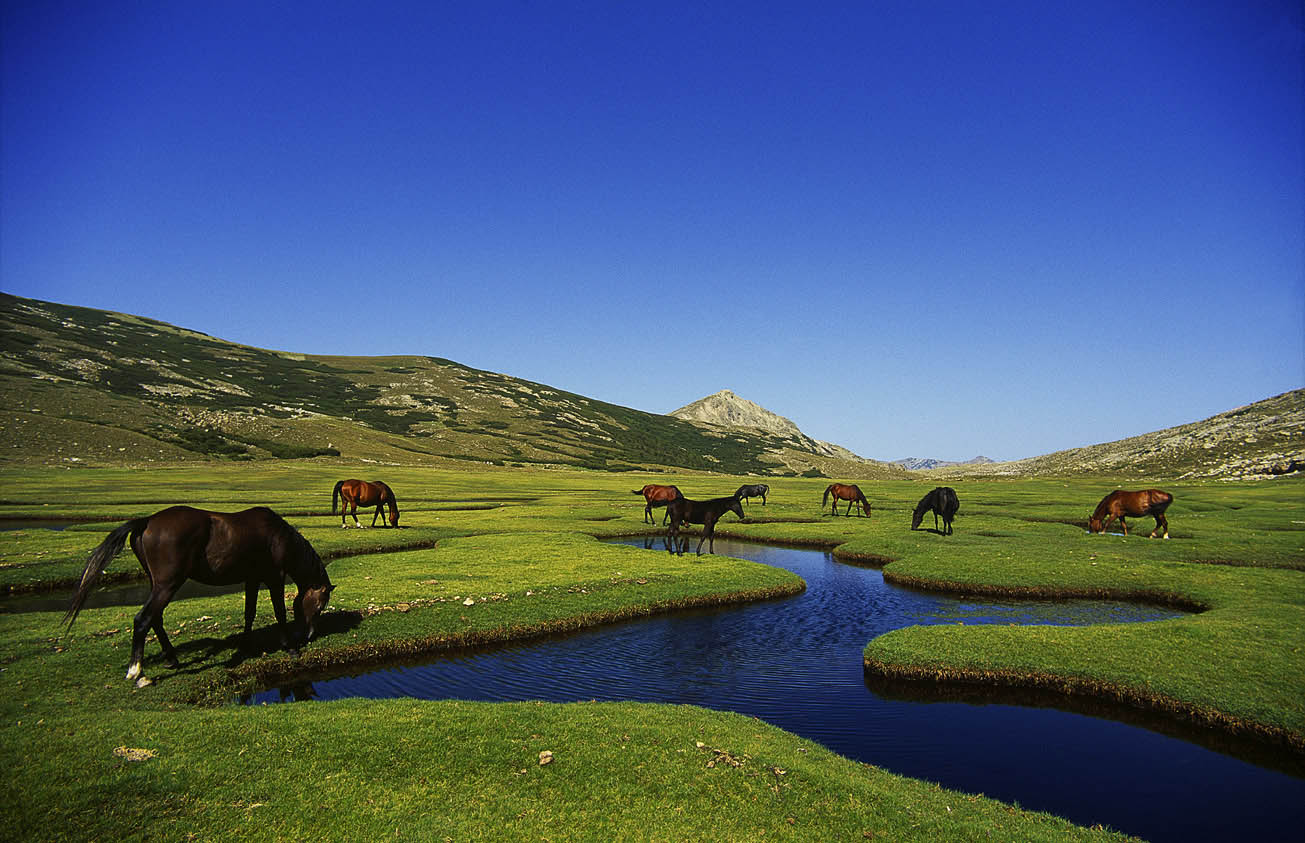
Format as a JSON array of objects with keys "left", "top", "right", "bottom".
[{"left": 239, "top": 536, "right": 1303, "bottom": 841}]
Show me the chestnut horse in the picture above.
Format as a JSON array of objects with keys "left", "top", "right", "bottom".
[
  {"left": 665, "top": 495, "right": 746, "bottom": 555},
  {"left": 333, "top": 479, "right": 400, "bottom": 528},
  {"left": 632, "top": 484, "right": 683, "bottom": 524},
  {"left": 1088, "top": 489, "right": 1173, "bottom": 538},
  {"left": 64, "top": 506, "right": 334, "bottom": 682},
  {"left": 823, "top": 483, "right": 871, "bottom": 517}
]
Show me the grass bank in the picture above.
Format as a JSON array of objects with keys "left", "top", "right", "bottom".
[{"left": 2, "top": 463, "right": 1302, "bottom": 839}]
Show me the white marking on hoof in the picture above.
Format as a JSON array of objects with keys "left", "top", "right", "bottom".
[
  {"left": 126, "top": 662, "right": 141, "bottom": 681},
  {"left": 135, "top": 676, "right": 153, "bottom": 688}
]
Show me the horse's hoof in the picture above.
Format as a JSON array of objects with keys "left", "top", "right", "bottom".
[
  {"left": 126, "top": 663, "right": 141, "bottom": 681},
  {"left": 135, "top": 676, "right": 154, "bottom": 689}
]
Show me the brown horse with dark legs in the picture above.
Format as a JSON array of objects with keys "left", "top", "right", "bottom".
[
  {"left": 665, "top": 495, "right": 746, "bottom": 555},
  {"left": 632, "top": 484, "right": 683, "bottom": 524},
  {"left": 822, "top": 483, "right": 871, "bottom": 517},
  {"left": 64, "top": 506, "right": 334, "bottom": 682},
  {"left": 1088, "top": 489, "right": 1174, "bottom": 538},
  {"left": 333, "top": 479, "right": 400, "bottom": 527}
]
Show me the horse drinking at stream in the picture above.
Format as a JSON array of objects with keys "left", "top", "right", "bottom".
[
  {"left": 1088, "top": 489, "right": 1173, "bottom": 538},
  {"left": 64, "top": 506, "right": 334, "bottom": 682},
  {"left": 912, "top": 486, "right": 960, "bottom": 535},
  {"left": 633, "top": 484, "right": 684, "bottom": 524},
  {"left": 333, "top": 479, "right": 400, "bottom": 528},
  {"left": 823, "top": 483, "right": 871, "bottom": 517},
  {"left": 666, "top": 495, "right": 746, "bottom": 555}
]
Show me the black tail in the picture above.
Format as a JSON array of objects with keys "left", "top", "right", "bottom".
[
  {"left": 64, "top": 517, "right": 148, "bottom": 628},
  {"left": 332, "top": 480, "right": 344, "bottom": 515}
]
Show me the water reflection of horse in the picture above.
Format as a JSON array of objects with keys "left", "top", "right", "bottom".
[
  {"left": 912, "top": 486, "right": 960, "bottom": 535},
  {"left": 735, "top": 484, "right": 770, "bottom": 505},
  {"left": 1089, "top": 489, "right": 1173, "bottom": 538},
  {"left": 64, "top": 506, "right": 334, "bottom": 682},
  {"left": 822, "top": 483, "right": 871, "bottom": 517},
  {"left": 666, "top": 495, "right": 745, "bottom": 555},
  {"left": 333, "top": 479, "right": 400, "bottom": 528},
  {"left": 632, "top": 484, "right": 683, "bottom": 524}
]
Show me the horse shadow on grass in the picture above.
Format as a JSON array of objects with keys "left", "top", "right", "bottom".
[{"left": 143, "top": 609, "right": 365, "bottom": 680}]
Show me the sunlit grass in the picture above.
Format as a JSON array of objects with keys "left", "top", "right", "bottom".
[{"left": 1, "top": 463, "right": 1300, "bottom": 840}]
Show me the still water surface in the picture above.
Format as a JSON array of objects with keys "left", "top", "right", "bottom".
[{"left": 247, "top": 537, "right": 1304, "bottom": 842}]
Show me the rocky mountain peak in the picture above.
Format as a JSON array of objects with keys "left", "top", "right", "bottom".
[{"left": 669, "top": 390, "right": 806, "bottom": 439}]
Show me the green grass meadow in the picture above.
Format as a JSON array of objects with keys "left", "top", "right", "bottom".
[{"left": 1, "top": 463, "right": 1302, "bottom": 840}]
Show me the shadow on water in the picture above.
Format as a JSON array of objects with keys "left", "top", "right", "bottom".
[{"left": 244, "top": 536, "right": 1303, "bottom": 843}]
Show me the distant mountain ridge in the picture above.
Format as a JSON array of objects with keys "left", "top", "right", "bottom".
[
  {"left": 0, "top": 293, "right": 899, "bottom": 478},
  {"left": 2, "top": 293, "right": 1298, "bottom": 479},
  {"left": 667, "top": 389, "right": 904, "bottom": 477},
  {"left": 925, "top": 390, "right": 1305, "bottom": 481},
  {"left": 894, "top": 456, "right": 996, "bottom": 471}
]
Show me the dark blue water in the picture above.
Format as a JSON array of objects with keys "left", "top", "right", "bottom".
[{"left": 249, "top": 537, "right": 1305, "bottom": 842}]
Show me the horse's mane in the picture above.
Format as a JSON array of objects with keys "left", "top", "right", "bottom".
[{"left": 269, "top": 512, "right": 328, "bottom": 585}]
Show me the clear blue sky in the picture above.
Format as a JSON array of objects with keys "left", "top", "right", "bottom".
[{"left": 3, "top": 1, "right": 1302, "bottom": 461}]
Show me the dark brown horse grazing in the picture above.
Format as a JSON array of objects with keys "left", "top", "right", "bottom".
[
  {"left": 333, "top": 479, "right": 400, "bottom": 527},
  {"left": 665, "top": 495, "right": 745, "bottom": 555},
  {"left": 64, "top": 506, "right": 334, "bottom": 682},
  {"left": 735, "top": 484, "right": 770, "bottom": 505},
  {"left": 912, "top": 487, "right": 960, "bottom": 535},
  {"left": 822, "top": 483, "right": 871, "bottom": 517},
  {"left": 1088, "top": 489, "right": 1173, "bottom": 538},
  {"left": 632, "top": 484, "right": 683, "bottom": 524}
]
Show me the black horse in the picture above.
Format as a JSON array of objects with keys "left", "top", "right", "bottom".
[
  {"left": 734, "top": 483, "right": 769, "bottom": 505},
  {"left": 911, "top": 487, "right": 960, "bottom": 535},
  {"left": 65, "top": 506, "right": 334, "bottom": 682},
  {"left": 666, "top": 495, "right": 745, "bottom": 555}
]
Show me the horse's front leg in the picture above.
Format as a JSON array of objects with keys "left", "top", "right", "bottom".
[
  {"left": 1118, "top": 517, "right": 1129, "bottom": 536},
  {"left": 241, "top": 580, "right": 261, "bottom": 646},
  {"left": 1152, "top": 513, "right": 1169, "bottom": 539},
  {"left": 266, "top": 581, "right": 299, "bottom": 655},
  {"left": 372, "top": 505, "right": 382, "bottom": 527}
]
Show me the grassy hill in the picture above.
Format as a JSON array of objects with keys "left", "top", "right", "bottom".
[
  {"left": 0, "top": 293, "right": 907, "bottom": 478},
  {"left": 925, "top": 388, "right": 1304, "bottom": 481}
]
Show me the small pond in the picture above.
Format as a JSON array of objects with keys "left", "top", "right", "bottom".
[{"left": 242, "top": 536, "right": 1303, "bottom": 841}]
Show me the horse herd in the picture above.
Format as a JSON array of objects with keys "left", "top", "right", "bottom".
[
  {"left": 636, "top": 482, "right": 968, "bottom": 554},
  {"left": 64, "top": 477, "right": 1173, "bottom": 682}
]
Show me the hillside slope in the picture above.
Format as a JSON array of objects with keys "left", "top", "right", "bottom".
[
  {"left": 926, "top": 390, "right": 1305, "bottom": 481},
  {"left": 0, "top": 293, "right": 894, "bottom": 477}
]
